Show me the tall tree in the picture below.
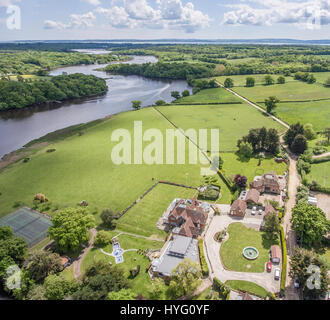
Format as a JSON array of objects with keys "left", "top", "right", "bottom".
[
  {"left": 289, "top": 248, "right": 329, "bottom": 300},
  {"left": 26, "top": 251, "right": 63, "bottom": 283},
  {"left": 132, "top": 100, "right": 142, "bottom": 110},
  {"left": 49, "top": 208, "right": 95, "bottom": 253},
  {"left": 291, "top": 134, "right": 308, "bottom": 154},
  {"left": 167, "top": 259, "right": 201, "bottom": 299},
  {"left": 284, "top": 123, "right": 305, "bottom": 147},
  {"left": 224, "top": 78, "right": 234, "bottom": 88},
  {"left": 265, "top": 96, "right": 280, "bottom": 114},
  {"left": 263, "top": 212, "right": 280, "bottom": 240},
  {"left": 291, "top": 203, "right": 330, "bottom": 248},
  {"left": 246, "top": 77, "right": 255, "bottom": 87},
  {"left": 265, "top": 75, "right": 275, "bottom": 85},
  {"left": 321, "top": 127, "right": 330, "bottom": 143}
]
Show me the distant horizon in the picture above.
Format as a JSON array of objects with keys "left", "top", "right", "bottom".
[{"left": 2, "top": 38, "right": 330, "bottom": 43}]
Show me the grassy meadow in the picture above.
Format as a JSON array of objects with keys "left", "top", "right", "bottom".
[
  {"left": 174, "top": 87, "right": 242, "bottom": 105},
  {"left": 0, "top": 100, "right": 286, "bottom": 219}
]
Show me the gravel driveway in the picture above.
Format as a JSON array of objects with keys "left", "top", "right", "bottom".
[{"left": 204, "top": 215, "right": 281, "bottom": 294}]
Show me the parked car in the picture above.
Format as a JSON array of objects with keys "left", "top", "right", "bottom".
[
  {"left": 258, "top": 209, "right": 263, "bottom": 215},
  {"left": 294, "top": 279, "right": 300, "bottom": 288},
  {"left": 251, "top": 206, "right": 257, "bottom": 215},
  {"left": 274, "top": 268, "right": 281, "bottom": 280},
  {"left": 266, "top": 262, "right": 272, "bottom": 273}
]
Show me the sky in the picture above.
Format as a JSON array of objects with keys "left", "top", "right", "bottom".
[{"left": 0, "top": 0, "right": 330, "bottom": 41}]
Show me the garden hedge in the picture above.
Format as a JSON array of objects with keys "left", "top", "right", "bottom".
[
  {"left": 198, "top": 239, "right": 209, "bottom": 277},
  {"left": 213, "top": 278, "right": 230, "bottom": 300},
  {"left": 280, "top": 226, "right": 287, "bottom": 294},
  {"left": 311, "top": 155, "right": 330, "bottom": 164}
]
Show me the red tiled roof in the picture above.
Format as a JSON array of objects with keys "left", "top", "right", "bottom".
[
  {"left": 246, "top": 189, "right": 260, "bottom": 203},
  {"left": 231, "top": 199, "right": 247, "bottom": 213}
]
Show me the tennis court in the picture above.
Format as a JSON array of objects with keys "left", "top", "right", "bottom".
[{"left": 0, "top": 207, "right": 52, "bottom": 247}]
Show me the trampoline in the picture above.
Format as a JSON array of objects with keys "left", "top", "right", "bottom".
[{"left": 0, "top": 207, "right": 52, "bottom": 247}]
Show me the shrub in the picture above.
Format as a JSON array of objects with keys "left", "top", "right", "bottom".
[
  {"left": 313, "top": 147, "right": 327, "bottom": 155},
  {"left": 198, "top": 239, "right": 209, "bottom": 277},
  {"left": 23, "top": 157, "right": 30, "bottom": 163},
  {"left": 213, "top": 278, "right": 230, "bottom": 300},
  {"left": 130, "top": 265, "right": 140, "bottom": 278},
  {"left": 34, "top": 193, "right": 48, "bottom": 203},
  {"left": 94, "top": 230, "right": 112, "bottom": 248},
  {"left": 100, "top": 209, "right": 117, "bottom": 229},
  {"left": 280, "top": 226, "right": 287, "bottom": 295},
  {"left": 46, "top": 149, "right": 56, "bottom": 153}
]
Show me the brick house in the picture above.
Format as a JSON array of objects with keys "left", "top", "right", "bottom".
[
  {"left": 166, "top": 199, "right": 208, "bottom": 239},
  {"left": 230, "top": 199, "right": 247, "bottom": 217},
  {"left": 250, "top": 172, "right": 281, "bottom": 195},
  {"left": 245, "top": 189, "right": 261, "bottom": 208}
]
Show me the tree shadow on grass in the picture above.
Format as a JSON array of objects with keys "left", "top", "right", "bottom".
[{"left": 261, "top": 232, "right": 280, "bottom": 250}]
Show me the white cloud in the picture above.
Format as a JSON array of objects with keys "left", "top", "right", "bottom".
[
  {"left": 95, "top": 0, "right": 211, "bottom": 33},
  {"left": 223, "top": 0, "right": 330, "bottom": 30},
  {"left": 0, "top": 0, "right": 20, "bottom": 7},
  {"left": 81, "top": 0, "right": 100, "bottom": 6},
  {"left": 44, "top": 11, "right": 96, "bottom": 30},
  {"left": 44, "top": 0, "right": 210, "bottom": 33}
]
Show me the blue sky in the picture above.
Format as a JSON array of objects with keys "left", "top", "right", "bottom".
[{"left": 0, "top": 0, "right": 330, "bottom": 40}]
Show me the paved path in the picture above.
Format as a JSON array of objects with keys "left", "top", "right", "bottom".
[
  {"left": 215, "top": 81, "right": 301, "bottom": 299},
  {"left": 204, "top": 215, "right": 280, "bottom": 294},
  {"left": 73, "top": 228, "right": 97, "bottom": 280},
  {"left": 313, "top": 151, "right": 330, "bottom": 159},
  {"left": 281, "top": 143, "right": 301, "bottom": 300}
]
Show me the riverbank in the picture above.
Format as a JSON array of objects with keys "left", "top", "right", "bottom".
[{"left": 0, "top": 54, "right": 191, "bottom": 158}]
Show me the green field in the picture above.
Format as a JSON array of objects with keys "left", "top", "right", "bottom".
[
  {"left": 116, "top": 184, "right": 197, "bottom": 239},
  {"left": 306, "top": 161, "right": 330, "bottom": 188},
  {"left": 220, "top": 223, "right": 279, "bottom": 273},
  {"left": 174, "top": 87, "right": 242, "bottom": 105},
  {"left": 81, "top": 232, "right": 165, "bottom": 298},
  {"left": 225, "top": 280, "right": 268, "bottom": 298},
  {"left": 220, "top": 153, "right": 287, "bottom": 183},
  {"left": 234, "top": 81, "right": 330, "bottom": 102},
  {"left": 259, "top": 100, "right": 330, "bottom": 131},
  {"left": 0, "top": 102, "right": 286, "bottom": 219},
  {"left": 156, "top": 104, "right": 285, "bottom": 152},
  {"left": 311, "top": 72, "right": 330, "bottom": 85}
]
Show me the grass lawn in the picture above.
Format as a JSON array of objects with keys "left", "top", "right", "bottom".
[
  {"left": 311, "top": 72, "right": 330, "bottom": 85},
  {"left": 81, "top": 232, "right": 165, "bottom": 299},
  {"left": 259, "top": 100, "right": 330, "bottom": 131},
  {"left": 307, "top": 135, "right": 330, "bottom": 153},
  {"left": 157, "top": 103, "right": 286, "bottom": 152},
  {"left": 220, "top": 153, "right": 287, "bottom": 184},
  {"left": 220, "top": 223, "right": 279, "bottom": 273},
  {"left": 214, "top": 74, "right": 294, "bottom": 87},
  {"left": 306, "top": 161, "right": 330, "bottom": 188},
  {"left": 234, "top": 81, "right": 330, "bottom": 102},
  {"left": 225, "top": 280, "right": 268, "bottom": 298},
  {"left": 0, "top": 102, "right": 285, "bottom": 219},
  {"left": 116, "top": 184, "right": 197, "bottom": 239},
  {"left": 0, "top": 107, "right": 204, "bottom": 219},
  {"left": 174, "top": 88, "right": 242, "bottom": 105},
  {"left": 61, "top": 265, "right": 75, "bottom": 282}
]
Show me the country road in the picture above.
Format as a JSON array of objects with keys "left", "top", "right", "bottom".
[{"left": 217, "top": 81, "right": 300, "bottom": 300}]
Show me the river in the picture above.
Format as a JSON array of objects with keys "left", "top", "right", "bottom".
[{"left": 0, "top": 53, "right": 191, "bottom": 159}]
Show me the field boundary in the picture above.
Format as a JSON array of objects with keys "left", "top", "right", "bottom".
[{"left": 117, "top": 180, "right": 199, "bottom": 219}]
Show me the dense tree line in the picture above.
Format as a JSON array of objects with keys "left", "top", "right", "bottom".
[
  {"left": 0, "top": 73, "right": 108, "bottom": 111},
  {"left": 104, "top": 62, "right": 215, "bottom": 81},
  {"left": 0, "top": 50, "right": 122, "bottom": 76}
]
